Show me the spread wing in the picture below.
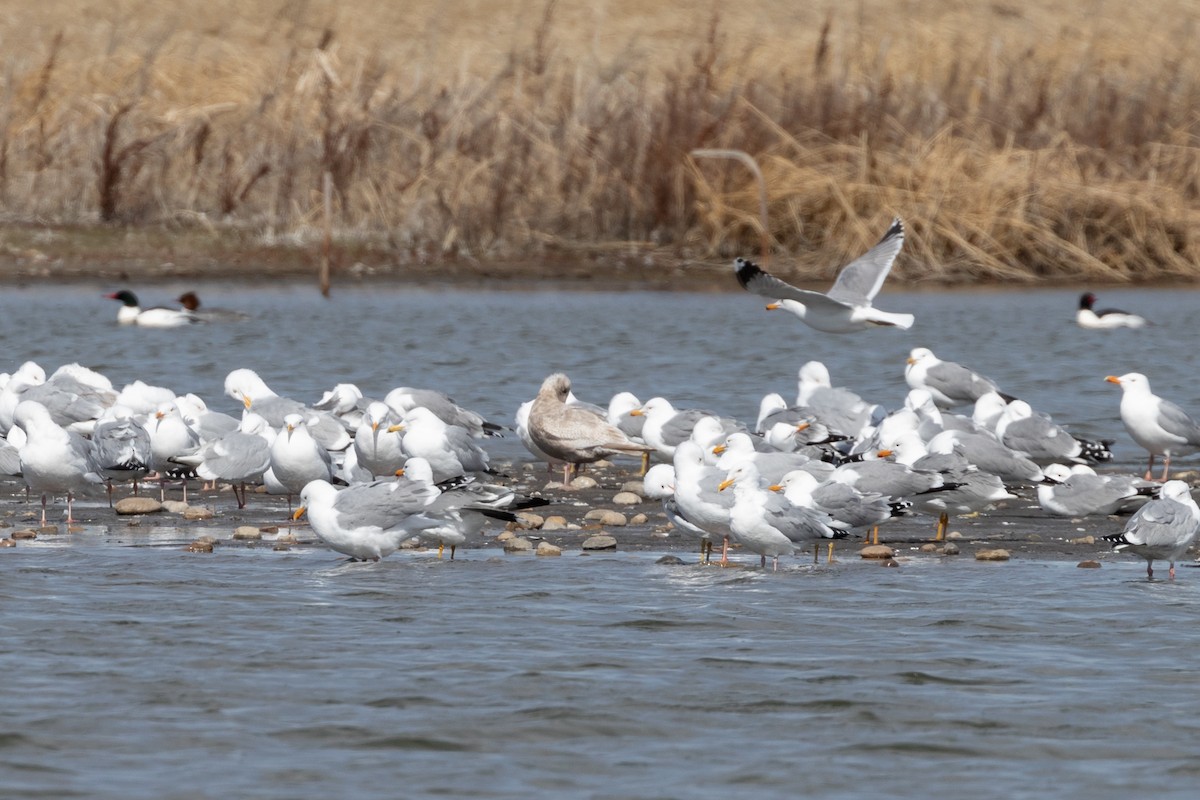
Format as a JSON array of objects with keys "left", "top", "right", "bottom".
[{"left": 826, "top": 218, "right": 904, "bottom": 305}]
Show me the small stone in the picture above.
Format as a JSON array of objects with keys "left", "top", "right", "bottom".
[
  {"left": 975, "top": 549, "right": 1011, "bottom": 561},
  {"left": 535, "top": 541, "right": 562, "bottom": 556},
  {"left": 1077, "top": 560, "right": 1102, "bottom": 569},
  {"left": 540, "top": 515, "right": 569, "bottom": 531},
  {"left": 11, "top": 529, "right": 37, "bottom": 540},
  {"left": 881, "top": 558, "right": 900, "bottom": 568},
  {"left": 940, "top": 543, "right": 960, "bottom": 556},
  {"left": 514, "top": 512, "right": 545, "bottom": 530},
  {"left": 0, "top": 537, "right": 15, "bottom": 547},
  {"left": 194, "top": 535, "right": 219, "bottom": 545},
  {"left": 620, "top": 481, "right": 645, "bottom": 494},
  {"left": 37, "top": 525, "right": 59, "bottom": 535},
  {"left": 275, "top": 533, "right": 299, "bottom": 544},
  {"left": 583, "top": 509, "right": 627, "bottom": 527},
  {"left": 946, "top": 531, "right": 963, "bottom": 540},
  {"left": 232, "top": 526, "right": 262, "bottom": 540},
  {"left": 161, "top": 500, "right": 189, "bottom": 514},
  {"left": 581, "top": 534, "right": 618, "bottom": 551},
  {"left": 629, "top": 513, "right": 648, "bottom": 526},
  {"left": 1069, "top": 535, "right": 1095, "bottom": 545},
  {"left": 273, "top": 543, "right": 291, "bottom": 551},
  {"left": 186, "top": 540, "right": 214, "bottom": 553},
  {"left": 114, "top": 497, "right": 163, "bottom": 515},
  {"left": 503, "top": 536, "right": 534, "bottom": 553},
  {"left": 612, "top": 491, "right": 642, "bottom": 505},
  {"left": 0, "top": 520, "right": 11, "bottom": 528},
  {"left": 919, "top": 543, "right": 939, "bottom": 553},
  {"left": 565, "top": 476, "right": 598, "bottom": 490},
  {"left": 495, "top": 531, "right": 515, "bottom": 542},
  {"left": 182, "top": 507, "right": 215, "bottom": 521},
  {"left": 259, "top": 525, "right": 280, "bottom": 534},
  {"left": 860, "top": 544, "right": 895, "bottom": 559}
]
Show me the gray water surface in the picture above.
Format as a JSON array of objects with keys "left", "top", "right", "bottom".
[{"left": 2, "top": 282, "right": 1199, "bottom": 798}]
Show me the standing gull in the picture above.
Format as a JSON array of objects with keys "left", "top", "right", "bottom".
[
  {"left": 15, "top": 400, "right": 102, "bottom": 525},
  {"left": 526, "top": 374, "right": 652, "bottom": 485},
  {"left": 733, "top": 218, "right": 913, "bottom": 333},
  {"left": 89, "top": 414, "right": 152, "bottom": 505},
  {"left": 1106, "top": 372, "right": 1200, "bottom": 481},
  {"left": 293, "top": 476, "right": 441, "bottom": 561},
  {"left": 1100, "top": 480, "right": 1200, "bottom": 579}
]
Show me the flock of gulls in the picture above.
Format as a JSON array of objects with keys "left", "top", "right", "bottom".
[{"left": 2, "top": 230, "right": 1194, "bottom": 578}]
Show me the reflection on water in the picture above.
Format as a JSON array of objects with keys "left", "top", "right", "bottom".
[{"left": 1, "top": 282, "right": 1199, "bottom": 798}]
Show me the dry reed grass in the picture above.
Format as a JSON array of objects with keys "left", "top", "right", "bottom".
[{"left": 0, "top": 0, "right": 1197, "bottom": 283}]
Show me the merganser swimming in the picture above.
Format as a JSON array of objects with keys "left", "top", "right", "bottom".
[
  {"left": 105, "top": 290, "right": 198, "bottom": 328},
  {"left": 1077, "top": 292, "right": 1146, "bottom": 329}
]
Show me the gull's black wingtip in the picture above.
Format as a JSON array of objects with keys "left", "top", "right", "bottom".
[
  {"left": 880, "top": 217, "right": 904, "bottom": 245},
  {"left": 734, "top": 257, "right": 765, "bottom": 290}
]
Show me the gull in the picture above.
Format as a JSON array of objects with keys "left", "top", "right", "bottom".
[
  {"left": 794, "top": 361, "right": 884, "bottom": 437},
  {"left": 293, "top": 476, "right": 441, "bottom": 561},
  {"left": 773, "top": 469, "right": 909, "bottom": 534},
  {"left": 994, "top": 400, "right": 1113, "bottom": 465},
  {"left": 713, "top": 431, "right": 836, "bottom": 485},
  {"left": 385, "top": 387, "right": 504, "bottom": 439},
  {"left": 313, "top": 383, "right": 371, "bottom": 429},
  {"left": 17, "top": 363, "right": 117, "bottom": 435},
  {"left": 718, "top": 462, "right": 849, "bottom": 570},
  {"left": 170, "top": 417, "right": 272, "bottom": 508},
  {"left": 269, "top": 414, "right": 333, "bottom": 507},
  {"left": 1106, "top": 372, "right": 1200, "bottom": 481},
  {"left": 1037, "top": 463, "right": 1156, "bottom": 518},
  {"left": 352, "top": 401, "right": 408, "bottom": 479},
  {"left": 643, "top": 463, "right": 713, "bottom": 560},
  {"left": 146, "top": 403, "right": 200, "bottom": 501},
  {"left": 0, "top": 361, "right": 47, "bottom": 433},
  {"left": 89, "top": 414, "right": 152, "bottom": 505},
  {"left": 527, "top": 373, "right": 652, "bottom": 485},
  {"left": 105, "top": 290, "right": 198, "bottom": 328},
  {"left": 926, "top": 429, "right": 1044, "bottom": 483},
  {"left": 14, "top": 400, "right": 103, "bottom": 525},
  {"left": 905, "top": 348, "right": 1011, "bottom": 409},
  {"left": 673, "top": 440, "right": 737, "bottom": 563},
  {"left": 1077, "top": 292, "right": 1146, "bottom": 329},
  {"left": 631, "top": 397, "right": 724, "bottom": 460},
  {"left": 224, "top": 368, "right": 351, "bottom": 452},
  {"left": 1101, "top": 480, "right": 1200, "bottom": 579},
  {"left": 398, "top": 406, "right": 492, "bottom": 483},
  {"left": 733, "top": 217, "right": 913, "bottom": 333}
]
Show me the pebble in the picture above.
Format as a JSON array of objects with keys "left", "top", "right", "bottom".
[
  {"left": 495, "top": 530, "right": 515, "bottom": 542},
  {"left": 0, "top": 537, "right": 15, "bottom": 547},
  {"left": 259, "top": 525, "right": 280, "bottom": 534},
  {"left": 946, "top": 531, "right": 963, "bottom": 540},
  {"left": 540, "top": 515, "right": 569, "bottom": 531},
  {"left": 503, "top": 536, "right": 534, "bottom": 553},
  {"left": 535, "top": 541, "right": 562, "bottom": 556},
  {"left": 620, "top": 481, "right": 645, "bottom": 494},
  {"left": 881, "top": 558, "right": 900, "bottom": 568},
  {"left": 629, "top": 513, "right": 648, "bottom": 525},
  {"left": 182, "top": 507, "right": 215, "bottom": 521},
  {"left": 919, "top": 543, "right": 938, "bottom": 553},
  {"left": 565, "top": 476, "right": 598, "bottom": 490},
  {"left": 11, "top": 528, "right": 36, "bottom": 540},
  {"left": 583, "top": 509, "right": 626, "bottom": 527},
  {"left": 1069, "top": 535, "right": 1095, "bottom": 545},
  {"left": 581, "top": 534, "right": 618, "bottom": 551},
  {"left": 656, "top": 555, "right": 685, "bottom": 565},
  {"left": 37, "top": 525, "right": 59, "bottom": 535},
  {"left": 860, "top": 544, "right": 895, "bottom": 559},
  {"left": 941, "top": 543, "right": 960, "bottom": 556},
  {"left": 975, "top": 549, "right": 1011, "bottom": 561},
  {"left": 273, "top": 542, "right": 291, "bottom": 551},
  {"left": 161, "top": 500, "right": 189, "bottom": 514},
  {"left": 232, "top": 526, "right": 262, "bottom": 541},
  {"left": 114, "top": 497, "right": 163, "bottom": 515},
  {"left": 185, "top": 540, "right": 215, "bottom": 553},
  {"left": 612, "top": 491, "right": 642, "bottom": 505},
  {"left": 1077, "top": 560, "right": 1102, "bottom": 569}
]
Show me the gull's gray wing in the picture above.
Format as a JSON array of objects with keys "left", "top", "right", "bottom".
[
  {"left": 659, "top": 409, "right": 714, "bottom": 448},
  {"left": 924, "top": 362, "right": 999, "bottom": 403},
  {"left": 761, "top": 495, "right": 844, "bottom": 543},
  {"left": 334, "top": 480, "right": 432, "bottom": 529},
  {"left": 1154, "top": 399, "right": 1200, "bottom": 444},
  {"left": 734, "top": 259, "right": 851, "bottom": 311},
  {"left": 1002, "top": 417, "right": 1077, "bottom": 460},
  {"left": 825, "top": 218, "right": 904, "bottom": 305},
  {"left": 1121, "top": 498, "right": 1193, "bottom": 547}
]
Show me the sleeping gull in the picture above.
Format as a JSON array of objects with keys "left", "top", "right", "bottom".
[
  {"left": 1106, "top": 372, "right": 1200, "bottom": 481},
  {"left": 385, "top": 387, "right": 504, "bottom": 439},
  {"left": 1077, "top": 293, "right": 1146, "bottom": 329},
  {"left": 994, "top": 400, "right": 1113, "bottom": 465},
  {"left": 14, "top": 400, "right": 103, "bottom": 525},
  {"left": 1100, "top": 480, "right": 1199, "bottom": 579},
  {"left": 527, "top": 373, "right": 652, "bottom": 485},
  {"left": 905, "top": 348, "right": 1011, "bottom": 410},
  {"left": 733, "top": 217, "right": 913, "bottom": 333},
  {"left": 1037, "top": 463, "right": 1156, "bottom": 518},
  {"left": 398, "top": 406, "right": 492, "bottom": 483},
  {"left": 89, "top": 413, "right": 152, "bottom": 505}
]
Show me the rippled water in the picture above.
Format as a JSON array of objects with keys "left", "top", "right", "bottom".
[{"left": 2, "top": 282, "right": 1200, "bottom": 798}]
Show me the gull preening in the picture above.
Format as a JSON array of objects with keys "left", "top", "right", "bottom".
[{"left": 733, "top": 218, "right": 913, "bottom": 333}]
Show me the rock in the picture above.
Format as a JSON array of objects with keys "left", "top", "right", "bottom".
[
  {"left": 612, "top": 491, "right": 642, "bottom": 505},
  {"left": 583, "top": 509, "right": 627, "bottom": 527},
  {"left": 541, "top": 516, "right": 570, "bottom": 531},
  {"left": 161, "top": 500, "right": 189, "bottom": 514},
  {"left": 919, "top": 543, "right": 939, "bottom": 553},
  {"left": 940, "top": 543, "right": 960, "bottom": 556},
  {"left": 194, "top": 535, "right": 219, "bottom": 546},
  {"left": 185, "top": 540, "right": 214, "bottom": 553},
  {"left": 232, "top": 526, "right": 262, "bottom": 541},
  {"left": 11, "top": 529, "right": 36, "bottom": 540},
  {"left": 514, "top": 512, "right": 545, "bottom": 530},
  {"left": 273, "top": 543, "right": 291, "bottom": 551},
  {"left": 975, "top": 549, "right": 1011, "bottom": 561},
  {"left": 860, "top": 544, "right": 895, "bottom": 559},
  {"left": 881, "top": 558, "right": 900, "bottom": 568},
  {"left": 503, "top": 536, "right": 534, "bottom": 553},
  {"left": 656, "top": 555, "right": 685, "bottom": 565},
  {"left": 565, "top": 476, "right": 598, "bottom": 490},
  {"left": 581, "top": 534, "right": 618, "bottom": 551},
  {"left": 0, "top": 537, "right": 15, "bottom": 547},
  {"left": 535, "top": 541, "right": 562, "bottom": 556},
  {"left": 1077, "top": 560, "right": 1102, "bottom": 569},
  {"left": 36, "top": 525, "right": 59, "bottom": 535},
  {"left": 259, "top": 525, "right": 280, "bottom": 534},
  {"left": 946, "top": 531, "right": 963, "bottom": 540},
  {"left": 620, "top": 481, "right": 645, "bottom": 494},
  {"left": 495, "top": 531, "right": 516, "bottom": 543},
  {"left": 114, "top": 497, "right": 163, "bottom": 515},
  {"left": 182, "top": 506, "right": 215, "bottom": 521},
  {"left": 1069, "top": 535, "right": 1095, "bottom": 545},
  {"left": 629, "top": 513, "right": 648, "bottom": 525},
  {"left": 275, "top": 533, "right": 299, "bottom": 544}
]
